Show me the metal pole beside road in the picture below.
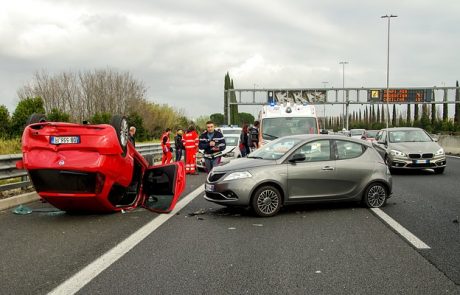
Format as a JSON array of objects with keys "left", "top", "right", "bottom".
[{"left": 382, "top": 14, "right": 397, "bottom": 129}]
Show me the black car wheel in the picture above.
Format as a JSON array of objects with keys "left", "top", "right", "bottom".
[
  {"left": 363, "top": 183, "right": 387, "bottom": 208},
  {"left": 110, "top": 115, "right": 129, "bottom": 157},
  {"left": 252, "top": 185, "right": 282, "bottom": 217}
]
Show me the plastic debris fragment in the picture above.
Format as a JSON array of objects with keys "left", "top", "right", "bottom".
[{"left": 12, "top": 205, "right": 32, "bottom": 215}]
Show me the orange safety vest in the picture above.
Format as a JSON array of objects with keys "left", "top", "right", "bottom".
[{"left": 182, "top": 131, "right": 198, "bottom": 149}]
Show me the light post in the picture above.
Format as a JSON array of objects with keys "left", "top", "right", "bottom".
[
  {"left": 381, "top": 14, "right": 397, "bottom": 129},
  {"left": 322, "top": 81, "right": 329, "bottom": 128},
  {"left": 339, "top": 61, "right": 348, "bottom": 129}
]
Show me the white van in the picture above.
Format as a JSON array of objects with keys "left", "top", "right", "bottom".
[{"left": 258, "top": 102, "right": 319, "bottom": 145}]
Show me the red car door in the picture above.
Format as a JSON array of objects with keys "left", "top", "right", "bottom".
[{"left": 142, "top": 161, "right": 186, "bottom": 213}]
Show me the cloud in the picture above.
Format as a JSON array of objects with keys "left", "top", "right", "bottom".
[{"left": 0, "top": 0, "right": 459, "bottom": 119}]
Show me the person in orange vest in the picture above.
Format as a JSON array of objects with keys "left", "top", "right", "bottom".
[
  {"left": 182, "top": 125, "right": 199, "bottom": 174},
  {"left": 161, "top": 128, "right": 172, "bottom": 164}
]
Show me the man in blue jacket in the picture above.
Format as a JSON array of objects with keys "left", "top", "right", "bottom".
[{"left": 199, "top": 121, "right": 226, "bottom": 172}]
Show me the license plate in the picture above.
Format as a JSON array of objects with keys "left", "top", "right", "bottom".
[
  {"left": 205, "top": 183, "right": 215, "bottom": 192},
  {"left": 414, "top": 159, "right": 429, "bottom": 164},
  {"left": 50, "top": 136, "right": 80, "bottom": 145}
]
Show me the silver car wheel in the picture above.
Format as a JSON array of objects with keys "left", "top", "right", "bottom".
[
  {"left": 256, "top": 189, "right": 279, "bottom": 215},
  {"left": 120, "top": 118, "right": 129, "bottom": 147},
  {"left": 366, "top": 185, "right": 386, "bottom": 207}
]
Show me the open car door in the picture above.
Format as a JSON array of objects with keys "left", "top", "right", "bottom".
[{"left": 142, "top": 161, "right": 186, "bottom": 213}]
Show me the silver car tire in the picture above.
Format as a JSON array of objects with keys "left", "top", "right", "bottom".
[
  {"left": 363, "top": 183, "right": 387, "bottom": 208},
  {"left": 252, "top": 185, "right": 282, "bottom": 217}
]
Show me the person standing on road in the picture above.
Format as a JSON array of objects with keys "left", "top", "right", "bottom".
[
  {"left": 128, "top": 126, "right": 136, "bottom": 147},
  {"left": 199, "top": 121, "right": 226, "bottom": 173},
  {"left": 182, "top": 125, "right": 199, "bottom": 174},
  {"left": 161, "top": 128, "right": 172, "bottom": 164},
  {"left": 248, "top": 120, "right": 260, "bottom": 151},
  {"left": 239, "top": 124, "right": 250, "bottom": 157},
  {"left": 174, "top": 129, "right": 185, "bottom": 162}
]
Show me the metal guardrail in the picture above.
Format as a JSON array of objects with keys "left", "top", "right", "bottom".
[{"left": 0, "top": 143, "right": 162, "bottom": 193}]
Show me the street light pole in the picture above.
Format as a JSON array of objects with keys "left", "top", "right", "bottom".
[
  {"left": 339, "top": 61, "right": 348, "bottom": 129},
  {"left": 382, "top": 14, "right": 397, "bottom": 129},
  {"left": 321, "top": 81, "right": 329, "bottom": 128}
]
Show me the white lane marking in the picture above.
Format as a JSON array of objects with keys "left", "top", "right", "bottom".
[
  {"left": 48, "top": 185, "right": 205, "bottom": 295},
  {"left": 446, "top": 155, "right": 460, "bottom": 159},
  {"left": 371, "top": 208, "right": 430, "bottom": 250}
]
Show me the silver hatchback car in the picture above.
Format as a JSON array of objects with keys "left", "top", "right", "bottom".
[{"left": 204, "top": 135, "right": 392, "bottom": 217}]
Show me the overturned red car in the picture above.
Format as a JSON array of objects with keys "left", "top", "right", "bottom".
[{"left": 17, "top": 114, "right": 186, "bottom": 213}]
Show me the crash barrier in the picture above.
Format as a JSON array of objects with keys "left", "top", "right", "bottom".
[
  {"left": 437, "top": 135, "right": 460, "bottom": 155},
  {"left": 0, "top": 143, "right": 165, "bottom": 193}
]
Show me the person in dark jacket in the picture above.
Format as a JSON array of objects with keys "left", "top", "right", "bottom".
[
  {"left": 128, "top": 126, "right": 136, "bottom": 147},
  {"left": 239, "top": 124, "right": 250, "bottom": 157},
  {"left": 174, "top": 129, "right": 185, "bottom": 162},
  {"left": 198, "top": 121, "right": 226, "bottom": 172}
]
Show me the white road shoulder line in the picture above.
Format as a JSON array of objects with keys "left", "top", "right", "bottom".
[
  {"left": 371, "top": 208, "right": 430, "bottom": 250},
  {"left": 48, "top": 185, "right": 205, "bottom": 295},
  {"left": 446, "top": 155, "right": 460, "bottom": 159}
]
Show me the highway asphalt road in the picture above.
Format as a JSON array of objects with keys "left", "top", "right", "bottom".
[{"left": 0, "top": 158, "right": 459, "bottom": 294}]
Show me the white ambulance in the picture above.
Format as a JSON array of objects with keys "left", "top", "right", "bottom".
[{"left": 258, "top": 102, "right": 320, "bottom": 145}]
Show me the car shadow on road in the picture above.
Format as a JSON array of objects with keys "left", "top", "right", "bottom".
[
  {"left": 390, "top": 169, "right": 440, "bottom": 176},
  {"left": 189, "top": 201, "right": 362, "bottom": 219}
]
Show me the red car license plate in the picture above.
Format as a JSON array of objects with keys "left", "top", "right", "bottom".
[{"left": 50, "top": 136, "right": 80, "bottom": 144}]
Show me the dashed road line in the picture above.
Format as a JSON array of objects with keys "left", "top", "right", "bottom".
[{"left": 371, "top": 208, "right": 430, "bottom": 250}]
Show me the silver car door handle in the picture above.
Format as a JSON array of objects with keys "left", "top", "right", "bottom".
[{"left": 322, "top": 166, "right": 334, "bottom": 171}]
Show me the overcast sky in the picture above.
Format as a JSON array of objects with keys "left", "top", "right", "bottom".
[{"left": 1, "top": 0, "right": 459, "bottom": 119}]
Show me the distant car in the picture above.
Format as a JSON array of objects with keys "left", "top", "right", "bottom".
[
  {"left": 204, "top": 135, "right": 392, "bottom": 217},
  {"left": 196, "top": 133, "right": 240, "bottom": 170},
  {"left": 17, "top": 114, "right": 186, "bottom": 213},
  {"left": 362, "top": 130, "right": 379, "bottom": 143},
  {"left": 350, "top": 129, "right": 366, "bottom": 139},
  {"left": 219, "top": 126, "right": 242, "bottom": 136},
  {"left": 373, "top": 127, "right": 446, "bottom": 174}
]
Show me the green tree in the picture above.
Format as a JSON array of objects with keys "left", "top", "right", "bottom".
[
  {"left": 224, "top": 73, "right": 230, "bottom": 124},
  {"left": 442, "top": 88, "right": 448, "bottom": 121},
  {"left": 392, "top": 104, "right": 397, "bottom": 127},
  {"left": 91, "top": 112, "right": 112, "bottom": 124},
  {"left": 0, "top": 105, "right": 10, "bottom": 138},
  {"left": 47, "top": 108, "right": 70, "bottom": 122},
  {"left": 230, "top": 79, "right": 239, "bottom": 125},
  {"left": 195, "top": 115, "right": 210, "bottom": 132},
  {"left": 10, "top": 97, "right": 45, "bottom": 137},
  {"left": 210, "top": 113, "right": 225, "bottom": 126},
  {"left": 127, "top": 112, "right": 148, "bottom": 141},
  {"left": 420, "top": 104, "right": 431, "bottom": 132},
  {"left": 406, "top": 104, "right": 411, "bottom": 126},
  {"left": 414, "top": 104, "right": 419, "bottom": 122},
  {"left": 431, "top": 103, "right": 436, "bottom": 127},
  {"left": 237, "top": 112, "right": 255, "bottom": 126},
  {"left": 455, "top": 80, "right": 460, "bottom": 128}
]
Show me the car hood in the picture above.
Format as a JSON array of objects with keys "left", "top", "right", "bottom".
[
  {"left": 389, "top": 141, "right": 441, "bottom": 153},
  {"left": 214, "top": 157, "right": 275, "bottom": 172}
]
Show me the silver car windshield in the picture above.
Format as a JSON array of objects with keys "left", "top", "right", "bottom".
[
  {"left": 248, "top": 137, "right": 303, "bottom": 160},
  {"left": 389, "top": 130, "right": 433, "bottom": 143},
  {"left": 261, "top": 117, "right": 317, "bottom": 140}
]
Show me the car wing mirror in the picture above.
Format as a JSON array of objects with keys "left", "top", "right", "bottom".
[
  {"left": 142, "top": 162, "right": 186, "bottom": 213},
  {"left": 320, "top": 129, "right": 328, "bottom": 134},
  {"left": 288, "top": 153, "right": 306, "bottom": 163}
]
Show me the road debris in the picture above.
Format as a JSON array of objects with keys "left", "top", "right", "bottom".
[
  {"left": 188, "top": 209, "right": 207, "bottom": 216},
  {"left": 252, "top": 224, "right": 263, "bottom": 227},
  {"left": 12, "top": 205, "right": 32, "bottom": 215},
  {"left": 228, "top": 227, "right": 236, "bottom": 230}
]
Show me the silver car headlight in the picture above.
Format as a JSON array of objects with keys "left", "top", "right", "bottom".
[
  {"left": 390, "top": 150, "right": 407, "bottom": 157},
  {"left": 223, "top": 171, "right": 252, "bottom": 181},
  {"left": 224, "top": 152, "right": 235, "bottom": 157},
  {"left": 435, "top": 148, "right": 444, "bottom": 156}
]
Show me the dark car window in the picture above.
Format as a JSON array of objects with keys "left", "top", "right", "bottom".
[
  {"left": 295, "top": 140, "right": 331, "bottom": 162},
  {"left": 335, "top": 140, "right": 366, "bottom": 160},
  {"left": 377, "top": 131, "right": 387, "bottom": 143}
]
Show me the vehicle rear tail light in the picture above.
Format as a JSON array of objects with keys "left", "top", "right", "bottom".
[{"left": 95, "top": 173, "right": 105, "bottom": 194}]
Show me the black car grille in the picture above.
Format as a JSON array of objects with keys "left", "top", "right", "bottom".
[
  {"left": 208, "top": 172, "right": 226, "bottom": 182},
  {"left": 29, "top": 170, "right": 97, "bottom": 193},
  {"left": 409, "top": 153, "right": 434, "bottom": 159}
]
